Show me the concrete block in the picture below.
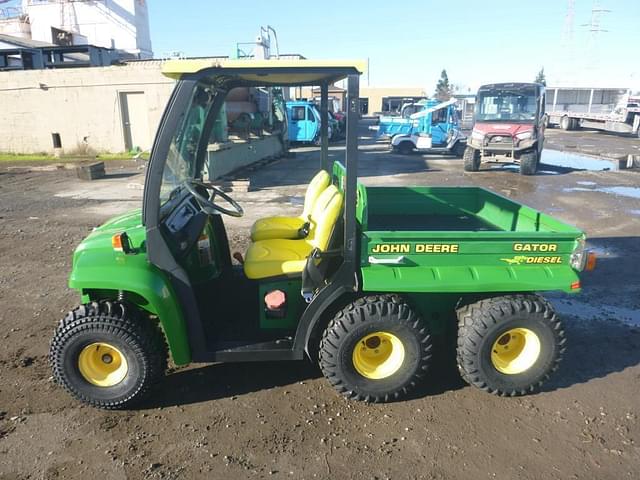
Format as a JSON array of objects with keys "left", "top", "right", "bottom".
[{"left": 76, "top": 161, "right": 106, "bottom": 180}]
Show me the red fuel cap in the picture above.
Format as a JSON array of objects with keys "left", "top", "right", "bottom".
[{"left": 265, "top": 290, "right": 287, "bottom": 310}]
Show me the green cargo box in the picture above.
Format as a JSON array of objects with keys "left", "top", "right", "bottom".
[{"left": 334, "top": 163, "right": 583, "bottom": 294}]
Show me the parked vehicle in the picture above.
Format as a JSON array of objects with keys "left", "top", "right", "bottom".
[
  {"left": 374, "top": 100, "right": 425, "bottom": 137},
  {"left": 48, "top": 60, "right": 595, "bottom": 410},
  {"left": 545, "top": 87, "right": 640, "bottom": 138},
  {"left": 328, "top": 110, "right": 345, "bottom": 139},
  {"left": 376, "top": 99, "right": 466, "bottom": 156},
  {"left": 286, "top": 100, "right": 332, "bottom": 143},
  {"left": 464, "top": 83, "right": 545, "bottom": 175}
]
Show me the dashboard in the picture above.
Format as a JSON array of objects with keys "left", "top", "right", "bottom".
[{"left": 160, "top": 187, "right": 208, "bottom": 257}]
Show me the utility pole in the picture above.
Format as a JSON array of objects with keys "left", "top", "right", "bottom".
[{"left": 581, "top": 0, "right": 610, "bottom": 74}]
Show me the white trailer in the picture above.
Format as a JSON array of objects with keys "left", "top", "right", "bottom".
[{"left": 546, "top": 87, "right": 640, "bottom": 138}]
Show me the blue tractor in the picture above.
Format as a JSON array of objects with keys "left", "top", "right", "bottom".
[{"left": 376, "top": 99, "right": 467, "bottom": 156}]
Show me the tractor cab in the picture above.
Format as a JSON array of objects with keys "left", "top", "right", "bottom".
[{"left": 141, "top": 60, "right": 365, "bottom": 364}]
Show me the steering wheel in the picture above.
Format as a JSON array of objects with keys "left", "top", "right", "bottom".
[{"left": 183, "top": 179, "right": 244, "bottom": 217}]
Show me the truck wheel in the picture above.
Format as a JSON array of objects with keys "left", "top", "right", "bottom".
[
  {"left": 50, "top": 301, "right": 167, "bottom": 409},
  {"left": 560, "top": 116, "right": 572, "bottom": 131},
  {"left": 452, "top": 142, "right": 466, "bottom": 158},
  {"left": 456, "top": 295, "right": 564, "bottom": 396},
  {"left": 463, "top": 146, "right": 480, "bottom": 171},
  {"left": 519, "top": 151, "right": 538, "bottom": 175},
  {"left": 319, "top": 295, "right": 432, "bottom": 402},
  {"left": 396, "top": 141, "right": 414, "bottom": 155}
]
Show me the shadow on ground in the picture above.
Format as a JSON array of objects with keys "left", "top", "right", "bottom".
[
  {"left": 147, "top": 360, "right": 321, "bottom": 408},
  {"left": 544, "top": 318, "right": 640, "bottom": 391}
]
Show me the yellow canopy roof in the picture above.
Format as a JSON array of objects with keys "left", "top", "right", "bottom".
[{"left": 161, "top": 59, "right": 366, "bottom": 86}]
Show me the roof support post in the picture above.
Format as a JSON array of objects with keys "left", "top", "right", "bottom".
[
  {"left": 320, "top": 81, "right": 330, "bottom": 172},
  {"left": 343, "top": 74, "right": 360, "bottom": 275}
]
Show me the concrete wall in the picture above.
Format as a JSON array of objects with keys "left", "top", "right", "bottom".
[{"left": 0, "top": 60, "right": 174, "bottom": 154}]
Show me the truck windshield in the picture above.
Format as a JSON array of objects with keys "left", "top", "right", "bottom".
[
  {"left": 160, "top": 83, "right": 217, "bottom": 203},
  {"left": 475, "top": 88, "right": 538, "bottom": 122}
]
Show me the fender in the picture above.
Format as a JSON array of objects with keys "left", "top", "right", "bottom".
[
  {"left": 391, "top": 134, "right": 414, "bottom": 148},
  {"left": 68, "top": 226, "right": 191, "bottom": 365}
]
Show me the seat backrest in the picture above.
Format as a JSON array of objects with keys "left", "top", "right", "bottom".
[
  {"left": 302, "top": 170, "right": 331, "bottom": 218},
  {"left": 309, "top": 185, "right": 343, "bottom": 251}
]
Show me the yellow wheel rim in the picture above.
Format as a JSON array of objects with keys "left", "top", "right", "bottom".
[
  {"left": 491, "top": 328, "right": 541, "bottom": 375},
  {"left": 352, "top": 331, "right": 405, "bottom": 380},
  {"left": 78, "top": 342, "right": 128, "bottom": 387}
]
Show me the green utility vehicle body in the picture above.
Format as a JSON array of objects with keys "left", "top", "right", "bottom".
[
  {"left": 68, "top": 163, "right": 584, "bottom": 367},
  {"left": 52, "top": 59, "right": 592, "bottom": 409}
]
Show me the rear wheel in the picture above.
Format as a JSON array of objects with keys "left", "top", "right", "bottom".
[
  {"left": 560, "top": 115, "right": 572, "bottom": 131},
  {"left": 319, "top": 295, "right": 432, "bottom": 402},
  {"left": 452, "top": 141, "right": 466, "bottom": 158},
  {"left": 50, "top": 301, "right": 167, "bottom": 409},
  {"left": 463, "top": 146, "right": 481, "bottom": 171},
  {"left": 519, "top": 151, "right": 538, "bottom": 175},
  {"left": 456, "top": 294, "right": 564, "bottom": 396},
  {"left": 396, "top": 141, "right": 414, "bottom": 155}
]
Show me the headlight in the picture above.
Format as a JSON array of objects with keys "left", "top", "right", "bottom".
[
  {"left": 471, "top": 130, "right": 484, "bottom": 141},
  {"left": 515, "top": 131, "right": 533, "bottom": 140},
  {"left": 570, "top": 237, "right": 597, "bottom": 271}
]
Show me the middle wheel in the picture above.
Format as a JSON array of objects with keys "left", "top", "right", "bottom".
[{"left": 319, "top": 295, "right": 432, "bottom": 402}]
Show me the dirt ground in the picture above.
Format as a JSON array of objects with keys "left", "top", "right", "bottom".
[{"left": 1, "top": 125, "right": 639, "bottom": 479}]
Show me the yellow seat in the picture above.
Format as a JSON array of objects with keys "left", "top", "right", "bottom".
[
  {"left": 250, "top": 170, "right": 331, "bottom": 241},
  {"left": 244, "top": 185, "right": 343, "bottom": 279}
]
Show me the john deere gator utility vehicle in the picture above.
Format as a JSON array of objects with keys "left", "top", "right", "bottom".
[{"left": 49, "top": 60, "right": 595, "bottom": 409}]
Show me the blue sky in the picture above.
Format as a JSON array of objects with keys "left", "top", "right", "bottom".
[
  {"left": 149, "top": 0, "right": 639, "bottom": 91},
  {"left": 3, "top": 0, "right": 636, "bottom": 89}
]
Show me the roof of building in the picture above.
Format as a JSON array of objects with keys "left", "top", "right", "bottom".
[
  {"left": 0, "top": 33, "right": 54, "bottom": 49},
  {"left": 161, "top": 59, "right": 367, "bottom": 86}
]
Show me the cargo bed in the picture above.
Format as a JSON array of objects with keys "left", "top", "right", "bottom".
[{"left": 353, "top": 183, "right": 584, "bottom": 294}]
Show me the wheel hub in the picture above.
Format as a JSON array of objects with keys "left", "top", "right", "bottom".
[
  {"left": 352, "top": 331, "right": 405, "bottom": 380},
  {"left": 78, "top": 342, "right": 128, "bottom": 387},
  {"left": 491, "top": 328, "right": 541, "bottom": 375}
]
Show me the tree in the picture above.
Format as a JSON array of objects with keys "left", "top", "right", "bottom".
[
  {"left": 435, "top": 69, "right": 453, "bottom": 101},
  {"left": 535, "top": 67, "right": 547, "bottom": 86}
]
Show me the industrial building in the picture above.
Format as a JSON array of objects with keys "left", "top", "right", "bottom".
[
  {"left": 0, "top": 0, "right": 152, "bottom": 59},
  {"left": 0, "top": 4, "right": 453, "bottom": 157}
]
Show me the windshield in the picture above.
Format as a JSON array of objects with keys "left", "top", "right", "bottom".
[
  {"left": 159, "top": 83, "right": 289, "bottom": 205},
  {"left": 475, "top": 88, "right": 538, "bottom": 122},
  {"left": 160, "top": 83, "right": 217, "bottom": 203}
]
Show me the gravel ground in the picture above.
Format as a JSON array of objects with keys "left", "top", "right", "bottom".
[{"left": 1, "top": 126, "right": 639, "bottom": 479}]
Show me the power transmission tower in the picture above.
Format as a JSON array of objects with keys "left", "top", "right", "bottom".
[
  {"left": 562, "top": 0, "right": 575, "bottom": 46},
  {"left": 580, "top": 0, "right": 610, "bottom": 75},
  {"left": 582, "top": 0, "right": 610, "bottom": 44}
]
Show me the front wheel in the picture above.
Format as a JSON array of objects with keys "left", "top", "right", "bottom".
[
  {"left": 463, "top": 146, "right": 481, "bottom": 171},
  {"left": 519, "top": 151, "right": 538, "bottom": 175},
  {"left": 456, "top": 294, "right": 565, "bottom": 396},
  {"left": 319, "top": 295, "right": 432, "bottom": 402},
  {"left": 49, "top": 301, "right": 167, "bottom": 409}
]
